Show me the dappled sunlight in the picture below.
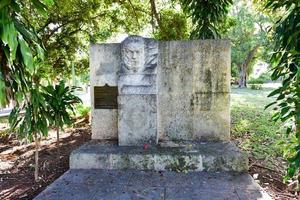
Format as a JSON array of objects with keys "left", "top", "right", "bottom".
[{"left": 230, "top": 84, "right": 295, "bottom": 196}]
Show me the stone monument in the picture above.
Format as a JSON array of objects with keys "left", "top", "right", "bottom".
[
  {"left": 71, "top": 36, "right": 248, "bottom": 172},
  {"left": 118, "top": 36, "right": 158, "bottom": 146}
]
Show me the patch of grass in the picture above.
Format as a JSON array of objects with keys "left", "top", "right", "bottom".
[
  {"left": 0, "top": 116, "right": 9, "bottom": 137},
  {"left": 231, "top": 86, "right": 290, "bottom": 168},
  {"left": 0, "top": 116, "right": 8, "bottom": 124},
  {"left": 74, "top": 104, "right": 91, "bottom": 119}
]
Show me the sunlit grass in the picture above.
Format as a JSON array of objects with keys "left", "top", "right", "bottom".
[{"left": 231, "top": 84, "right": 289, "bottom": 169}]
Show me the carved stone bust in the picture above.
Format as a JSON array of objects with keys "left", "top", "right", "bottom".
[{"left": 120, "top": 35, "right": 158, "bottom": 74}]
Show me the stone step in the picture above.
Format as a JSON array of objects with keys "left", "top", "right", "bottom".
[
  {"left": 34, "top": 169, "right": 272, "bottom": 200},
  {"left": 70, "top": 140, "right": 248, "bottom": 172}
]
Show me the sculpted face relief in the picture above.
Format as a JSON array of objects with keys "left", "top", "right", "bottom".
[{"left": 122, "top": 38, "right": 145, "bottom": 73}]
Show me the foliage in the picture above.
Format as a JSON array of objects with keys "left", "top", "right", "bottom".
[
  {"left": 248, "top": 72, "right": 271, "bottom": 85},
  {"left": 1, "top": 0, "right": 54, "bottom": 182},
  {"left": 181, "top": 0, "right": 233, "bottom": 39},
  {"left": 153, "top": 9, "right": 189, "bottom": 40},
  {"left": 0, "top": 0, "right": 52, "bottom": 106},
  {"left": 248, "top": 79, "right": 264, "bottom": 85},
  {"left": 75, "top": 104, "right": 90, "bottom": 119},
  {"left": 227, "top": 0, "right": 272, "bottom": 88},
  {"left": 264, "top": 1, "right": 300, "bottom": 179},
  {"left": 19, "top": 0, "right": 152, "bottom": 79},
  {"left": 249, "top": 84, "right": 262, "bottom": 90},
  {"left": 42, "top": 81, "right": 82, "bottom": 141},
  {"left": 9, "top": 83, "right": 49, "bottom": 182},
  {"left": 9, "top": 87, "right": 49, "bottom": 141},
  {"left": 231, "top": 87, "right": 287, "bottom": 167},
  {"left": 258, "top": 72, "right": 272, "bottom": 82}
]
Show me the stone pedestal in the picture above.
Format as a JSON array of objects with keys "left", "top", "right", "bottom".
[
  {"left": 70, "top": 140, "right": 249, "bottom": 172},
  {"left": 118, "top": 36, "right": 158, "bottom": 146},
  {"left": 118, "top": 95, "right": 157, "bottom": 146}
]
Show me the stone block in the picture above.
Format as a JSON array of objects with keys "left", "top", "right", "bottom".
[
  {"left": 118, "top": 95, "right": 157, "bottom": 146},
  {"left": 91, "top": 109, "right": 118, "bottom": 140},
  {"left": 158, "top": 40, "right": 231, "bottom": 94},
  {"left": 90, "top": 43, "right": 120, "bottom": 139},
  {"left": 90, "top": 44, "right": 120, "bottom": 86},
  {"left": 191, "top": 40, "right": 231, "bottom": 93},
  {"left": 158, "top": 92, "right": 230, "bottom": 141},
  {"left": 70, "top": 140, "right": 248, "bottom": 172},
  {"left": 158, "top": 41, "right": 194, "bottom": 94},
  {"left": 193, "top": 110, "right": 230, "bottom": 140}
]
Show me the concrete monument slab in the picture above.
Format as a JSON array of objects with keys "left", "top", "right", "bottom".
[{"left": 87, "top": 35, "right": 243, "bottom": 172}]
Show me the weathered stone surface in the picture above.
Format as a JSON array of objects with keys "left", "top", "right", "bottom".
[
  {"left": 70, "top": 140, "right": 248, "bottom": 172},
  {"left": 118, "top": 36, "right": 158, "bottom": 146},
  {"left": 90, "top": 44, "right": 120, "bottom": 86},
  {"left": 91, "top": 109, "right": 117, "bottom": 140},
  {"left": 157, "top": 40, "right": 230, "bottom": 94},
  {"left": 34, "top": 170, "right": 272, "bottom": 200},
  {"left": 158, "top": 92, "right": 230, "bottom": 140},
  {"left": 118, "top": 74, "right": 156, "bottom": 94},
  {"left": 157, "top": 40, "right": 231, "bottom": 141},
  {"left": 90, "top": 43, "right": 120, "bottom": 139},
  {"left": 118, "top": 95, "right": 157, "bottom": 146},
  {"left": 191, "top": 40, "right": 231, "bottom": 93},
  {"left": 120, "top": 36, "right": 158, "bottom": 75},
  {"left": 90, "top": 37, "right": 231, "bottom": 141}
]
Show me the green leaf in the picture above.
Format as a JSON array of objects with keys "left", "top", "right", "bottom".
[
  {"left": 0, "top": 9, "right": 18, "bottom": 60},
  {"left": 31, "top": 0, "right": 47, "bottom": 15},
  {"left": 0, "top": 0, "right": 11, "bottom": 10},
  {"left": 11, "top": 1, "right": 20, "bottom": 12},
  {"left": 42, "top": 0, "right": 54, "bottom": 6},
  {"left": 0, "top": 74, "right": 6, "bottom": 106},
  {"left": 18, "top": 35, "right": 34, "bottom": 73},
  {"left": 268, "top": 87, "right": 282, "bottom": 97}
]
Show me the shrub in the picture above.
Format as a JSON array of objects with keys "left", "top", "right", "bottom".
[{"left": 250, "top": 84, "right": 262, "bottom": 90}]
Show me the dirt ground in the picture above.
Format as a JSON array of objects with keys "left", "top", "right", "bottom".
[
  {"left": 0, "top": 124, "right": 91, "bottom": 200},
  {"left": 0, "top": 124, "right": 298, "bottom": 200},
  {"left": 248, "top": 158, "right": 298, "bottom": 200}
]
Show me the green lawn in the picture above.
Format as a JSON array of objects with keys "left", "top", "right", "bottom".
[{"left": 231, "top": 85, "right": 291, "bottom": 170}]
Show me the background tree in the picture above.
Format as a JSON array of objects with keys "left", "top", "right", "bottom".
[
  {"left": 19, "top": 0, "right": 151, "bottom": 80},
  {"left": 227, "top": 1, "right": 272, "bottom": 87},
  {"left": 181, "top": 0, "right": 233, "bottom": 39},
  {"left": 153, "top": 9, "right": 189, "bottom": 40}
]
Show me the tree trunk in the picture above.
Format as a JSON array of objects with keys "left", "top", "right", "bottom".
[
  {"left": 56, "top": 126, "right": 60, "bottom": 156},
  {"left": 149, "top": 0, "right": 162, "bottom": 30},
  {"left": 238, "top": 45, "right": 260, "bottom": 88},
  {"left": 56, "top": 126, "right": 60, "bottom": 145},
  {"left": 238, "top": 68, "right": 247, "bottom": 88},
  {"left": 34, "top": 133, "right": 40, "bottom": 182}
]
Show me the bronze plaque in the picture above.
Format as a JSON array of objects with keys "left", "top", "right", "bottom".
[{"left": 94, "top": 85, "right": 118, "bottom": 109}]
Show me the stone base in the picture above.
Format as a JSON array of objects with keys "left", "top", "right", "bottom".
[
  {"left": 34, "top": 170, "right": 272, "bottom": 200},
  {"left": 70, "top": 140, "right": 248, "bottom": 172}
]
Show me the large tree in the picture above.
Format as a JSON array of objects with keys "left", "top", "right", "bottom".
[
  {"left": 227, "top": 1, "right": 272, "bottom": 87},
  {"left": 21, "top": 0, "right": 150, "bottom": 79}
]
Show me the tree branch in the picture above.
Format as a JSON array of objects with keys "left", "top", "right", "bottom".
[{"left": 149, "top": 0, "right": 162, "bottom": 30}]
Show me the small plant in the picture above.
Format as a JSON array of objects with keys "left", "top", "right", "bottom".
[
  {"left": 248, "top": 78, "right": 264, "bottom": 85},
  {"left": 9, "top": 87, "right": 49, "bottom": 182},
  {"left": 75, "top": 104, "right": 91, "bottom": 120},
  {"left": 42, "top": 81, "right": 82, "bottom": 146},
  {"left": 250, "top": 84, "right": 262, "bottom": 90}
]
